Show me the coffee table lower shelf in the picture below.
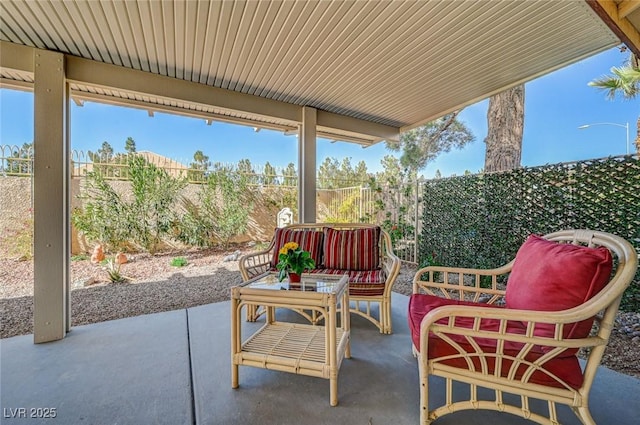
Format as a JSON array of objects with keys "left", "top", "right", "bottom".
[{"left": 235, "top": 322, "right": 349, "bottom": 379}]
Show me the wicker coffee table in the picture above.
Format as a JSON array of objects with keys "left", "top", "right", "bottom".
[{"left": 231, "top": 272, "right": 351, "bottom": 406}]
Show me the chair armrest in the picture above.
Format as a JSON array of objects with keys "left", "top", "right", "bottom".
[
  {"left": 379, "top": 229, "right": 401, "bottom": 296},
  {"left": 239, "top": 245, "right": 274, "bottom": 281},
  {"left": 419, "top": 304, "right": 608, "bottom": 388},
  {"left": 413, "top": 262, "right": 513, "bottom": 304}
]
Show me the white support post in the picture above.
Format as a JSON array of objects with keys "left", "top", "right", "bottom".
[
  {"left": 33, "top": 49, "right": 70, "bottom": 343},
  {"left": 298, "top": 106, "right": 317, "bottom": 223}
]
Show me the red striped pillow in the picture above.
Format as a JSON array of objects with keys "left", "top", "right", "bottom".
[
  {"left": 323, "top": 227, "right": 380, "bottom": 271},
  {"left": 270, "top": 228, "right": 324, "bottom": 268}
]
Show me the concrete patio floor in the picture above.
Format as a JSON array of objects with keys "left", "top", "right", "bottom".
[{"left": 2, "top": 293, "right": 639, "bottom": 425}]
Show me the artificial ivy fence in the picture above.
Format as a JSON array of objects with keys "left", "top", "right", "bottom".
[{"left": 419, "top": 155, "right": 640, "bottom": 311}]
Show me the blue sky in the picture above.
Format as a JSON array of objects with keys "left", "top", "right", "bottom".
[{"left": 1, "top": 46, "right": 637, "bottom": 178}]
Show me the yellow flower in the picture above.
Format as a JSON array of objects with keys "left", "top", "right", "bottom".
[
  {"left": 279, "top": 241, "right": 299, "bottom": 255},
  {"left": 276, "top": 241, "right": 315, "bottom": 282}
]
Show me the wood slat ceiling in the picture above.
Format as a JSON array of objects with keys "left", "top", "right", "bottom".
[{"left": 0, "top": 0, "right": 628, "bottom": 140}]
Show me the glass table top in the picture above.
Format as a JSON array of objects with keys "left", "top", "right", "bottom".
[{"left": 245, "top": 273, "right": 346, "bottom": 293}]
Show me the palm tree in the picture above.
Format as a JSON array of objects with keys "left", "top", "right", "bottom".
[{"left": 589, "top": 54, "right": 640, "bottom": 154}]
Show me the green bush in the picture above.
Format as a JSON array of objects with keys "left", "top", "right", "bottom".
[
  {"left": 127, "top": 155, "right": 186, "bottom": 253},
  {"left": 72, "top": 171, "right": 130, "bottom": 251},
  {"left": 72, "top": 155, "right": 186, "bottom": 253},
  {"left": 170, "top": 257, "right": 188, "bottom": 267},
  {"left": 175, "top": 166, "right": 253, "bottom": 248}
]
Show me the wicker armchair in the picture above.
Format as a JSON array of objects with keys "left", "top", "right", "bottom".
[
  {"left": 239, "top": 223, "right": 401, "bottom": 333},
  {"left": 409, "top": 229, "right": 638, "bottom": 425}
]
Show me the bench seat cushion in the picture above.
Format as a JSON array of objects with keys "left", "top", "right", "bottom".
[
  {"left": 408, "top": 294, "right": 584, "bottom": 389},
  {"left": 310, "top": 268, "right": 386, "bottom": 296}
]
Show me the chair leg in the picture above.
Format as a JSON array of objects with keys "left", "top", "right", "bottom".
[
  {"left": 418, "top": 355, "right": 432, "bottom": 425},
  {"left": 381, "top": 298, "right": 392, "bottom": 334},
  {"left": 573, "top": 406, "right": 596, "bottom": 425}
]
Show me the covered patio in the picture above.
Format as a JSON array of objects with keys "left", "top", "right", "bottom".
[
  {"left": 2, "top": 1, "right": 640, "bottom": 423},
  {"left": 1, "top": 0, "right": 639, "bottom": 345},
  {"left": 4, "top": 293, "right": 640, "bottom": 424}
]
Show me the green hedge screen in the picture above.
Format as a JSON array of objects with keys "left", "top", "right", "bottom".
[{"left": 419, "top": 156, "right": 640, "bottom": 311}]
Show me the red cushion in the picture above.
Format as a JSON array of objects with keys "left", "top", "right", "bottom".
[
  {"left": 408, "top": 294, "right": 584, "bottom": 389},
  {"left": 270, "top": 227, "right": 324, "bottom": 269},
  {"left": 323, "top": 227, "right": 380, "bottom": 271},
  {"left": 505, "top": 235, "right": 613, "bottom": 341},
  {"left": 310, "top": 269, "right": 386, "bottom": 296}
]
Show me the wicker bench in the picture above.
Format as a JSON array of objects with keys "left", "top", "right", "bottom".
[{"left": 239, "top": 223, "right": 401, "bottom": 334}]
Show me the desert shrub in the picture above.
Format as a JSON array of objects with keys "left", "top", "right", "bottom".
[
  {"left": 173, "top": 197, "right": 217, "bottom": 247},
  {"left": 175, "top": 166, "right": 253, "bottom": 248},
  {"left": 126, "top": 155, "right": 186, "bottom": 253},
  {"left": 73, "top": 155, "right": 186, "bottom": 253},
  {"left": 72, "top": 171, "right": 131, "bottom": 251}
]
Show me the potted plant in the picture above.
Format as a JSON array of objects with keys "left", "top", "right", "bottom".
[{"left": 276, "top": 241, "right": 315, "bottom": 282}]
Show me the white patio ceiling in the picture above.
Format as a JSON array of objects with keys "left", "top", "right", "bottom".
[{"left": 1, "top": 0, "right": 640, "bottom": 145}]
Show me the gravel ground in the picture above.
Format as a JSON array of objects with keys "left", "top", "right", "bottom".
[{"left": 1, "top": 247, "right": 638, "bottom": 378}]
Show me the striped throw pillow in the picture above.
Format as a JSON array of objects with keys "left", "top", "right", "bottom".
[
  {"left": 270, "top": 228, "right": 324, "bottom": 269},
  {"left": 323, "top": 227, "right": 380, "bottom": 271}
]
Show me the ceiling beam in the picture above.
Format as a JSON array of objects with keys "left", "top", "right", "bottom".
[
  {"left": 63, "top": 53, "right": 399, "bottom": 143},
  {"left": 0, "top": 77, "right": 32, "bottom": 92},
  {"left": 2, "top": 40, "right": 399, "bottom": 144},
  {"left": 70, "top": 90, "right": 299, "bottom": 134},
  {"left": 0, "top": 41, "right": 34, "bottom": 73},
  {"left": 618, "top": 1, "right": 640, "bottom": 19},
  {"left": 64, "top": 54, "right": 301, "bottom": 126},
  {"left": 316, "top": 110, "right": 398, "bottom": 142},
  {"left": 587, "top": 1, "right": 640, "bottom": 57},
  {"left": 0, "top": 76, "right": 379, "bottom": 144},
  {"left": 1, "top": 41, "right": 400, "bottom": 144}
]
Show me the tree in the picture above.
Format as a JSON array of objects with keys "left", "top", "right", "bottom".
[
  {"left": 338, "top": 157, "right": 356, "bottom": 186},
  {"left": 375, "top": 155, "right": 408, "bottom": 187},
  {"left": 86, "top": 141, "right": 119, "bottom": 177},
  {"left": 484, "top": 85, "right": 525, "bottom": 172},
  {"left": 188, "top": 150, "right": 210, "bottom": 182},
  {"left": 177, "top": 164, "right": 253, "bottom": 248},
  {"left": 386, "top": 112, "right": 474, "bottom": 173},
  {"left": 318, "top": 157, "right": 340, "bottom": 189},
  {"left": 97, "top": 141, "right": 114, "bottom": 161},
  {"left": 124, "top": 137, "right": 136, "bottom": 154},
  {"left": 262, "top": 161, "right": 277, "bottom": 186},
  {"left": 589, "top": 54, "right": 640, "bottom": 154},
  {"left": 283, "top": 162, "right": 297, "bottom": 187},
  {"left": 354, "top": 160, "right": 369, "bottom": 184},
  {"left": 193, "top": 150, "right": 209, "bottom": 166},
  {"left": 366, "top": 155, "right": 418, "bottom": 247},
  {"left": 237, "top": 158, "right": 256, "bottom": 184},
  {"left": 589, "top": 54, "right": 640, "bottom": 100}
]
